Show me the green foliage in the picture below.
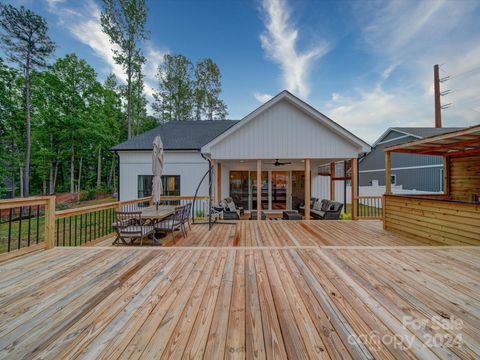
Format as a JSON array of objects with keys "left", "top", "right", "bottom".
[
  {"left": 153, "top": 54, "right": 195, "bottom": 121},
  {"left": 339, "top": 211, "right": 352, "bottom": 220},
  {"left": 194, "top": 58, "right": 228, "bottom": 120},
  {"left": 195, "top": 209, "right": 205, "bottom": 219},
  {"left": 100, "top": 0, "right": 148, "bottom": 139},
  {"left": 79, "top": 188, "right": 96, "bottom": 201},
  {"left": 0, "top": 4, "right": 55, "bottom": 69},
  {"left": 0, "top": 3, "right": 56, "bottom": 197},
  {"left": 153, "top": 55, "right": 228, "bottom": 121}
]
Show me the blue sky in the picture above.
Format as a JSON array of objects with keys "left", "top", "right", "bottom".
[{"left": 5, "top": 0, "right": 480, "bottom": 143}]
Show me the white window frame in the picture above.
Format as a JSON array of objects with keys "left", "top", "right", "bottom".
[{"left": 390, "top": 174, "right": 397, "bottom": 185}]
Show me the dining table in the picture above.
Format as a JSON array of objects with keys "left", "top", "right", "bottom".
[{"left": 140, "top": 205, "right": 177, "bottom": 222}]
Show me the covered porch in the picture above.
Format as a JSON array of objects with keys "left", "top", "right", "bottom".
[
  {"left": 200, "top": 91, "right": 370, "bottom": 220},
  {"left": 211, "top": 158, "right": 359, "bottom": 220}
]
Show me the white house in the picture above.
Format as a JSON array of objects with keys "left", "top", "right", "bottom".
[{"left": 112, "top": 91, "right": 371, "bottom": 213}]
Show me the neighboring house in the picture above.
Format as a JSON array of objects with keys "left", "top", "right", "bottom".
[
  {"left": 112, "top": 91, "right": 371, "bottom": 211},
  {"left": 359, "top": 127, "right": 463, "bottom": 193}
]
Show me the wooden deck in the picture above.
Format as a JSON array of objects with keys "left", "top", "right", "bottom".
[
  {"left": 97, "top": 220, "right": 452, "bottom": 247},
  {"left": 1, "top": 221, "right": 479, "bottom": 359}
]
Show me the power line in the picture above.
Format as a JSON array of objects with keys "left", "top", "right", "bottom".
[{"left": 449, "top": 65, "right": 480, "bottom": 79}]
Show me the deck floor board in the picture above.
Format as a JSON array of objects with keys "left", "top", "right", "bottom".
[{"left": 1, "top": 221, "right": 479, "bottom": 359}]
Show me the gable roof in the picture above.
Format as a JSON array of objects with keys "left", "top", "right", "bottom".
[
  {"left": 373, "top": 127, "right": 465, "bottom": 146},
  {"left": 111, "top": 120, "right": 239, "bottom": 151},
  {"left": 201, "top": 90, "right": 371, "bottom": 154}
]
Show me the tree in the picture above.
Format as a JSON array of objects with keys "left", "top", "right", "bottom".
[
  {"left": 50, "top": 54, "right": 98, "bottom": 201},
  {"left": 153, "top": 54, "right": 194, "bottom": 121},
  {"left": 0, "top": 58, "right": 24, "bottom": 197},
  {"left": 194, "top": 58, "right": 228, "bottom": 120},
  {"left": 0, "top": 4, "right": 55, "bottom": 197},
  {"left": 100, "top": 0, "right": 148, "bottom": 140}
]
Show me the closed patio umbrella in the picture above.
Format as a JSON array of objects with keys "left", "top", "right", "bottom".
[{"left": 152, "top": 136, "right": 164, "bottom": 210}]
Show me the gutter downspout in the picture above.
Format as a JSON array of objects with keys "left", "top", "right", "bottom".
[{"left": 116, "top": 151, "right": 120, "bottom": 201}]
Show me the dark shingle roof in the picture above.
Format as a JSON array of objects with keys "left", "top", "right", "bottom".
[
  {"left": 392, "top": 127, "right": 464, "bottom": 138},
  {"left": 111, "top": 120, "right": 239, "bottom": 151}
]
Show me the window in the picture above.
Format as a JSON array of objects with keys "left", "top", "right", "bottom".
[
  {"left": 390, "top": 174, "right": 396, "bottom": 185},
  {"left": 138, "top": 175, "right": 180, "bottom": 198}
]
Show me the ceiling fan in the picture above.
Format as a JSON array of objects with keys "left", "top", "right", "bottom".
[{"left": 267, "top": 159, "right": 292, "bottom": 166}]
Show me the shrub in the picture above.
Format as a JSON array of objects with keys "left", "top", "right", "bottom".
[
  {"left": 339, "top": 212, "right": 352, "bottom": 220},
  {"left": 195, "top": 210, "right": 205, "bottom": 219}
]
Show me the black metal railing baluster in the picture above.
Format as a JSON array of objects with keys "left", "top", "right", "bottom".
[
  {"left": 17, "top": 207, "right": 23, "bottom": 250},
  {"left": 7, "top": 208, "right": 13, "bottom": 252},
  {"left": 27, "top": 206, "right": 32, "bottom": 247},
  {"left": 74, "top": 215, "right": 78, "bottom": 246},
  {"left": 69, "top": 216, "right": 72, "bottom": 246},
  {"left": 36, "top": 205, "right": 40, "bottom": 244},
  {"left": 56, "top": 219, "right": 59, "bottom": 246},
  {"left": 62, "top": 217, "right": 66, "bottom": 246}
]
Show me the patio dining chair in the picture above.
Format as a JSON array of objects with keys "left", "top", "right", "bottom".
[
  {"left": 182, "top": 202, "right": 192, "bottom": 232},
  {"left": 154, "top": 206, "right": 186, "bottom": 243},
  {"left": 113, "top": 211, "right": 155, "bottom": 246}
]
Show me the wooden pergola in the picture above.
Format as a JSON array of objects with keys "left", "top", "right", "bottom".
[{"left": 382, "top": 125, "right": 480, "bottom": 244}]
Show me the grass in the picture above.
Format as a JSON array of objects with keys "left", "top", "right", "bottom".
[
  {"left": 344, "top": 203, "right": 383, "bottom": 219},
  {"left": 0, "top": 216, "right": 45, "bottom": 253}
]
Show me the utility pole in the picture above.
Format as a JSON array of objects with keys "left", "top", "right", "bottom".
[{"left": 434, "top": 64, "right": 442, "bottom": 128}]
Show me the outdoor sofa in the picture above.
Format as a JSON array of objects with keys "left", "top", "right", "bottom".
[
  {"left": 214, "top": 197, "right": 245, "bottom": 220},
  {"left": 311, "top": 199, "right": 343, "bottom": 220}
]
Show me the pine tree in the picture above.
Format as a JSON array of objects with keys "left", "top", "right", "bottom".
[
  {"left": 100, "top": 0, "right": 148, "bottom": 140},
  {"left": 153, "top": 54, "right": 194, "bottom": 121},
  {"left": 0, "top": 4, "right": 55, "bottom": 197},
  {"left": 194, "top": 58, "right": 228, "bottom": 120}
]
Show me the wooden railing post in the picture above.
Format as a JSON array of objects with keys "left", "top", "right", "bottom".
[
  {"left": 351, "top": 158, "right": 358, "bottom": 220},
  {"left": 44, "top": 196, "right": 56, "bottom": 249},
  {"left": 304, "top": 159, "right": 311, "bottom": 220}
]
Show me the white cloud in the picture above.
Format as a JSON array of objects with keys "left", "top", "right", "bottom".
[
  {"left": 254, "top": 92, "right": 273, "bottom": 103},
  {"left": 45, "top": 0, "right": 167, "bottom": 101},
  {"left": 259, "top": 0, "right": 329, "bottom": 99},
  {"left": 326, "top": 0, "right": 480, "bottom": 142}
]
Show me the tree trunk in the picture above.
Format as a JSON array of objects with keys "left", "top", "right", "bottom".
[
  {"left": 127, "top": 59, "right": 133, "bottom": 139},
  {"left": 70, "top": 143, "right": 75, "bottom": 202},
  {"left": 49, "top": 161, "right": 54, "bottom": 194},
  {"left": 19, "top": 164, "right": 24, "bottom": 198},
  {"left": 108, "top": 156, "right": 114, "bottom": 187},
  {"left": 97, "top": 147, "right": 102, "bottom": 190},
  {"left": 53, "top": 161, "right": 58, "bottom": 194},
  {"left": 42, "top": 178, "right": 46, "bottom": 195},
  {"left": 77, "top": 157, "right": 83, "bottom": 203},
  {"left": 11, "top": 167, "right": 15, "bottom": 198},
  {"left": 24, "top": 60, "right": 31, "bottom": 197},
  {"left": 113, "top": 160, "right": 117, "bottom": 194}
]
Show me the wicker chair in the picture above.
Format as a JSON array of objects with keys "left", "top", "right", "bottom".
[{"left": 113, "top": 211, "right": 155, "bottom": 246}]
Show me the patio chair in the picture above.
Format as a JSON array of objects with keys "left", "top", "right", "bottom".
[
  {"left": 113, "top": 211, "right": 155, "bottom": 246},
  {"left": 215, "top": 197, "right": 242, "bottom": 220},
  {"left": 154, "top": 206, "right": 185, "bottom": 243},
  {"left": 298, "top": 197, "right": 318, "bottom": 215},
  {"left": 311, "top": 200, "right": 344, "bottom": 220},
  {"left": 182, "top": 202, "right": 192, "bottom": 232}
]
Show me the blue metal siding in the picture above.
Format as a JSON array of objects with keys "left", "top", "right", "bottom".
[
  {"left": 359, "top": 129, "right": 444, "bottom": 192},
  {"left": 360, "top": 166, "right": 443, "bottom": 191}
]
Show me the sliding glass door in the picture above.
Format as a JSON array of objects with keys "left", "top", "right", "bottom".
[{"left": 229, "top": 170, "right": 305, "bottom": 210}]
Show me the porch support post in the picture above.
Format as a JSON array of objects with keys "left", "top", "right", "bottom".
[
  {"left": 256, "top": 159, "right": 262, "bottom": 220},
  {"left": 443, "top": 155, "right": 450, "bottom": 195},
  {"left": 351, "top": 157, "right": 358, "bottom": 220},
  {"left": 330, "top": 161, "right": 335, "bottom": 201},
  {"left": 304, "top": 159, "right": 311, "bottom": 220},
  {"left": 217, "top": 162, "right": 222, "bottom": 203},
  {"left": 210, "top": 159, "right": 216, "bottom": 207},
  {"left": 385, "top": 151, "right": 392, "bottom": 195}
]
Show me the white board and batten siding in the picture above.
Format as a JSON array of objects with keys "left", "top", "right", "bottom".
[
  {"left": 118, "top": 151, "right": 209, "bottom": 201},
  {"left": 203, "top": 98, "right": 367, "bottom": 160}
]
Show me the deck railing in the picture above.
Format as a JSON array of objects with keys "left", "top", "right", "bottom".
[
  {"left": 0, "top": 196, "right": 55, "bottom": 261},
  {"left": 354, "top": 196, "right": 383, "bottom": 219},
  {"left": 0, "top": 195, "right": 210, "bottom": 259}
]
